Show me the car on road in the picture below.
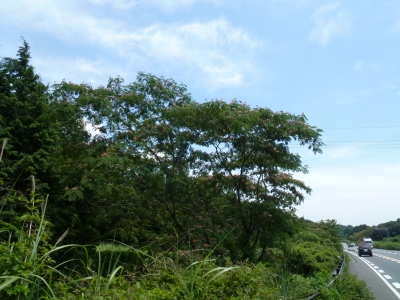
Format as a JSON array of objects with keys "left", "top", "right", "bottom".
[
  {"left": 358, "top": 245, "right": 373, "bottom": 257},
  {"left": 347, "top": 243, "right": 356, "bottom": 251}
]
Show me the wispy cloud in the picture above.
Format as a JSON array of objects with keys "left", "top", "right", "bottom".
[
  {"left": 309, "top": 2, "right": 351, "bottom": 46},
  {"left": 324, "top": 147, "right": 357, "bottom": 159},
  {"left": 87, "top": 18, "right": 260, "bottom": 88},
  {"left": 33, "top": 56, "right": 125, "bottom": 86},
  {"left": 87, "top": 0, "right": 138, "bottom": 9},
  {"left": 392, "top": 19, "right": 400, "bottom": 33},
  {"left": 268, "top": 0, "right": 317, "bottom": 5},
  {"left": 88, "top": 0, "right": 228, "bottom": 10},
  {"left": 353, "top": 60, "right": 364, "bottom": 71},
  {"left": 1, "top": 0, "right": 260, "bottom": 89},
  {"left": 361, "top": 90, "right": 370, "bottom": 96},
  {"left": 353, "top": 60, "right": 381, "bottom": 72},
  {"left": 332, "top": 90, "right": 364, "bottom": 105},
  {"left": 111, "top": 19, "right": 260, "bottom": 88}
]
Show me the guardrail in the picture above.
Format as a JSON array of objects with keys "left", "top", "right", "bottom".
[{"left": 306, "top": 253, "right": 345, "bottom": 300}]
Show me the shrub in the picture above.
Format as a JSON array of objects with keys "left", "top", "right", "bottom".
[{"left": 319, "top": 272, "right": 374, "bottom": 300}]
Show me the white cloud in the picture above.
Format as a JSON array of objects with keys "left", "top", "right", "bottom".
[
  {"left": 353, "top": 60, "right": 364, "bottom": 71},
  {"left": 88, "top": 0, "right": 138, "bottom": 9},
  {"left": 88, "top": 0, "right": 227, "bottom": 10},
  {"left": 333, "top": 92, "right": 361, "bottom": 105},
  {"left": 324, "top": 147, "right": 356, "bottom": 159},
  {"left": 296, "top": 163, "right": 400, "bottom": 226},
  {"left": 1, "top": 0, "right": 260, "bottom": 89},
  {"left": 353, "top": 60, "right": 381, "bottom": 72},
  {"left": 269, "top": 0, "right": 317, "bottom": 5},
  {"left": 201, "top": 65, "right": 244, "bottom": 88},
  {"left": 84, "top": 118, "right": 103, "bottom": 138},
  {"left": 309, "top": 2, "right": 351, "bottom": 46},
  {"left": 297, "top": 145, "right": 357, "bottom": 161},
  {"left": 329, "top": 87, "right": 374, "bottom": 105},
  {"left": 111, "top": 19, "right": 260, "bottom": 88},
  {"left": 361, "top": 90, "right": 370, "bottom": 96},
  {"left": 149, "top": 0, "right": 228, "bottom": 10},
  {"left": 32, "top": 56, "right": 125, "bottom": 86},
  {"left": 393, "top": 19, "right": 400, "bottom": 33}
]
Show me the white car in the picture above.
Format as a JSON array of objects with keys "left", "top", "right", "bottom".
[{"left": 347, "top": 243, "right": 356, "bottom": 251}]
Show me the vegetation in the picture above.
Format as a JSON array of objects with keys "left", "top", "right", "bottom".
[
  {"left": 340, "top": 219, "right": 400, "bottom": 250},
  {"left": 0, "top": 40, "right": 375, "bottom": 299},
  {"left": 319, "top": 264, "right": 374, "bottom": 300}
]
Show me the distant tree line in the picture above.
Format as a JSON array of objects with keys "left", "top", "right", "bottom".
[{"left": 339, "top": 220, "right": 400, "bottom": 242}]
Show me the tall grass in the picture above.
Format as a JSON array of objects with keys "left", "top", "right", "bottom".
[
  {"left": 0, "top": 194, "right": 128, "bottom": 299},
  {"left": 0, "top": 202, "right": 372, "bottom": 299},
  {"left": 0, "top": 139, "right": 374, "bottom": 299},
  {"left": 0, "top": 193, "right": 57, "bottom": 299},
  {"left": 0, "top": 193, "right": 358, "bottom": 300}
]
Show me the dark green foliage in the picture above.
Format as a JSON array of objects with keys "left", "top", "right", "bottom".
[
  {"left": 0, "top": 174, "right": 368, "bottom": 300},
  {"left": 373, "top": 240, "right": 400, "bottom": 250},
  {"left": 0, "top": 41, "right": 375, "bottom": 299},
  {"left": 49, "top": 73, "right": 324, "bottom": 261},
  {"left": 0, "top": 193, "right": 55, "bottom": 299},
  {"left": 345, "top": 220, "right": 400, "bottom": 244},
  {"left": 338, "top": 224, "right": 354, "bottom": 238},
  {"left": 0, "top": 40, "right": 86, "bottom": 246},
  {"left": 319, "top": 272, "right": 374, "bottom": 300},
  {"left": 281, "top": 219, "right": 341, "bottom": 276},
  {"left": 0, "top": 39, "right": 60, "bottom": 194},
  {"left": 373, "top": 221, "right": 400, "bottom": 240}
]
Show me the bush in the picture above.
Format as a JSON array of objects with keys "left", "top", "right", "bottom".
[
  {"left": 319, "top": 272, "right": 374, "bottom": 300},
  {"left": 373, "top": 241, "right": 400, "bottom": 250}
]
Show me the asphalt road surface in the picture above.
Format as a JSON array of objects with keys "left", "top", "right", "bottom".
[{"left": 346, "top": 247, "right": 400, "bottom": 300}]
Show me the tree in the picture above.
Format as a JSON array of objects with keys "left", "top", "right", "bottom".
[
  {"left": 0, "top": 41, "right": 93, "bottom": 244},
  {"left": 0, "top": 39, "right": 61, "bottom": 195},
  {"left": 51, "top": 74, "right": 323, "bottom": 261},
  {"left": 0, "top": 39, "right": 58, "bottom": 193},
  {"left": 170, "top": 100, "right": 323, "bottom": 260}
]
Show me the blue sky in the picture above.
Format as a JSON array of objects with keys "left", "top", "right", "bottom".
[{"left": 2, "top": 0, "right": 400, "bottom": 226}]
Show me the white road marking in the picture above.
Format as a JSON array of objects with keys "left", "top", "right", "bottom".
[
  {"left": 374, "top": 266, "right": 379, "bottom": 268},
  {"left": 347, "top": 252, "right": 400, "bottom": 299},
  {"left": 393, "top": 283, "right": 400, "bottom": 289},
  {"left": 384, "top": 275, "right": 393, "bottom": 279},
  {"left": 378, "top": 270, "right": 385, "bottom": 273}
]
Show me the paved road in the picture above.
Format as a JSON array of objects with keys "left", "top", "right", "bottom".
[{"left": 346, "top": 247, "right": 400, "bottom": 300}]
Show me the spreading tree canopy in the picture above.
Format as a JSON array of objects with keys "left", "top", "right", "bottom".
[
  {"left": 51, "top": 73, "right": 323, "bottom": 261},
  {"left": 0, "top": 41, "right": 324, "bottom": 261}
]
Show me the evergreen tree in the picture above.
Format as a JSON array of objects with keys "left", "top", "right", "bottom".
[{"left": 0, "top": 39, "right": 60, "bottom": 194}]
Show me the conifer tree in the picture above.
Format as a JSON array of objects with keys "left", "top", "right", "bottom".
[{"left": 0, "top": 39, "right": 60, "bottom": 193}]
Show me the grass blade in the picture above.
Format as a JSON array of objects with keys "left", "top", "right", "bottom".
[
  {"left": 0, "top": 276, "right": 19, "bottom": 290},
  {"left": 104, "top": 266, "right": 124, "bottom": 292}
]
